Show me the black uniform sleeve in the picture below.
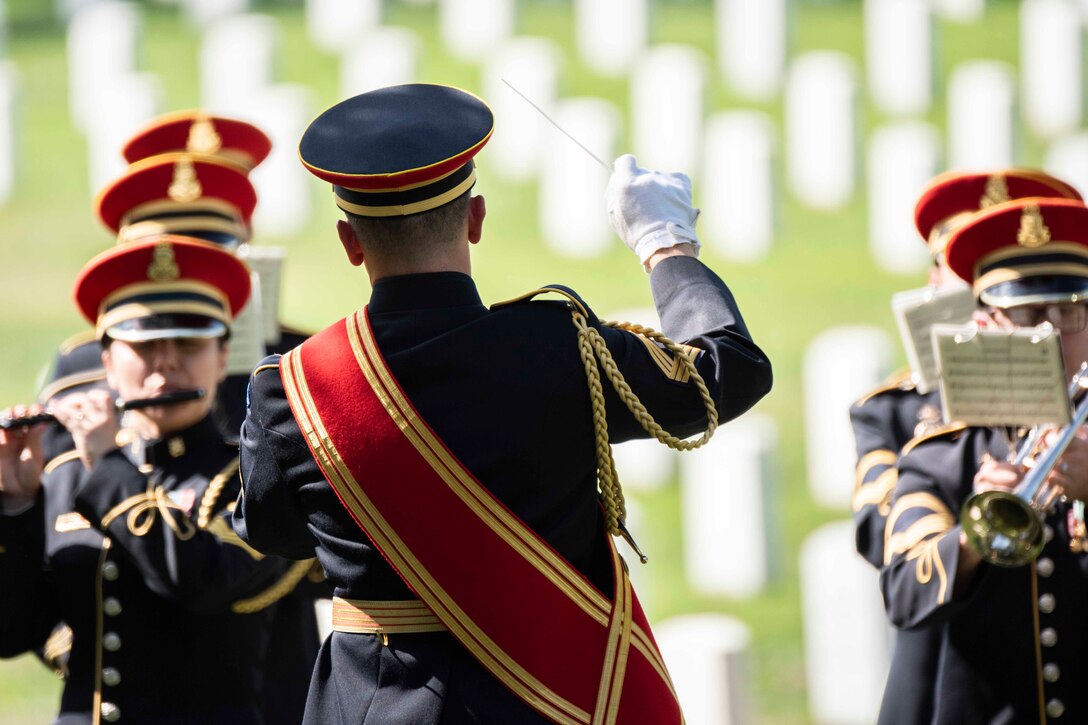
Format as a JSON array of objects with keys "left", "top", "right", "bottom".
[
  {"left": 596, "top": 256, "right": 772, "bottom": 442},
  {"left": 850, "top": 395, "right": 902, "bottom": 568},
  {"left": 71, "top": 451, "right": 296, "bottom": 615},
  {"left": 233, "top": 358, "right": 323, "bottom": 560},
  {"left": 0, "top": 494, "right": 61, "bottom": 657},
  {"left": 880, "top": 434, "right": 976, "bottom": 629}
]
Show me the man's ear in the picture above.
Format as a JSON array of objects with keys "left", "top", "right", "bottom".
[
  {"left": 467, "top": 195, "right": 486, "bottom": 245},
  {"left": 337, "top": 220, "right": 366, "bottom": 266},
  {"left": 101, "top": 346, "right": 116, "bottom": 390}
]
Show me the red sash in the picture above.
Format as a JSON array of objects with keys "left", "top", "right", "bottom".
[{"left": 280, "top": 308, "right": 682, "bottom": 725}]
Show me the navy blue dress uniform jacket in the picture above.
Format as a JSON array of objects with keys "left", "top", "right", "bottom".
[
  {"left": 0, "top": 414, "right": 302, "bottom": 723},
  {"left": 850, "top": 377, "right": 944, "bottom": 725},
  {"left": 233, "top": 256, "right": 773, "bottom": 724},
  {"left": 883, "top": 426, "right": 1088, "bottom": 724},
  {"left": 33, "top": 327, "right": 321, "bottom": 725}
]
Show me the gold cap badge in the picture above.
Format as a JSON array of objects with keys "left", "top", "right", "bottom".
[
  {"left": 187, "top": 117, "right": 222, "bottom": 156},
  {"left": 980, "top": 174, "right": 1010, "bottom": 209},
  {"left": 1017, "top": 203, "right": 1051, "bottom": 248},
  {"left": 168, "top": 158, "right": 203, "bottom": 203},
  {"left": 147, "top": 240, "right": 180, "bottom": 282}
]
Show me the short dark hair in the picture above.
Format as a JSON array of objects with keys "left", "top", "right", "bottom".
[{"left": 345, "top": 191, "right": 471, "bottom": 264}]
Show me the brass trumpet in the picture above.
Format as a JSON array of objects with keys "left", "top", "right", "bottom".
[{"left": 962, "top": 371, "right": 1088, "bottom": 567}]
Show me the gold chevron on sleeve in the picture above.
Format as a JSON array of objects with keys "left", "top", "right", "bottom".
[
  {"left": 852, "top": 467, "right": 898, "bottom": 515},
  {"left": 630, "top": 333, "right": 697, "bottom": 383},
  {"left": 855, "top": 450, "right": 897, "bottom": 489}
]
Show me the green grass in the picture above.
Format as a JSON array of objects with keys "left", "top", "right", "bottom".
[{"left": 0, "top": 0, "right": 1046, "bottom": 722}]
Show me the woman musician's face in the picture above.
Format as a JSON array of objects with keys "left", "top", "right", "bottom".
[{"left": 103, "top": 336, "right": 227, "bottom": 436}]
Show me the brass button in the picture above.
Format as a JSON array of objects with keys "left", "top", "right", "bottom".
[
  {"left": 1041, "top": 628, "right": 1058, "bottom": 647},
  {"left": 1044, "top": 663, "right": 1060, "bottom": 682},
  {"left": 1045, "top": 524, "right": 1055, "bottom": 543},
  {"left": 102, "top": 562, "right": 120, "bottom": 581},
  {"left": 101, "top": 702, "right": 121, "bottom": 721},
  {"left": 1047, "top": 698, "right": 1065, "bottom": 718},
  {"left": 1038, "top": 558, "right": 1055, "bottom": 577},
  {"left": 104, "top": 598, "right": 122, "bottom": 616},
  {"left": 103, "top": 633, "right": 121, "bottom": 652},
  {"left": 1040, "top": 593, "right": 1056, "bottom": 614},
  {"left": 102, "top": 667, "right": 121, "bottom": 686}
]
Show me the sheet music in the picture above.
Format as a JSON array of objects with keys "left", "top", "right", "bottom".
[
  {"left": 932, "top": 323, "right": 1070, "bottom": 427},
  {"left": 891, "top": 284, "right": 975, "bottom": 394},
  {"left": 238, "top": 245, "right": 286, "bottom": 346},
  {"left": 227, "top": 271, "right": 268, "bottom": 376}
]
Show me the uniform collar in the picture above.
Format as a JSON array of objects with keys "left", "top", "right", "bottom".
[
  {"left": 131, "top": 413, "right": 223, "bottom": 468},
  {"left": 368, "top": 272, "right": 483, "bottom": 314}
]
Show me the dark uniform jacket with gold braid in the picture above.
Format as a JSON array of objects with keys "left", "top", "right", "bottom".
[
  {"left": 0, "top": 414, "right": 301, "bottom": 724},
  {"left": 233, "top": 257, "right": 773, "bottom": 724},
  {"left": 33, "top": 327, "right": 321, "bottom": 725},
  {"left": 883, "top": 425, "right": 1088, "bottom": 724},
  {"left": 849, "top": 375, "right": 943, "bottom": 725}
]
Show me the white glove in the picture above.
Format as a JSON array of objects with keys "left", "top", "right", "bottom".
[{"left": 606, "top": 154, "right": 700, "bottom": 266}]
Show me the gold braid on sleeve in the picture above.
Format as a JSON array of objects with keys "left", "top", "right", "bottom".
[
  {"left": 197, "top": 457, "right": 241, "bottom": 529},
  {"left": 231, "top": 559, "right": 318, "bottom": 614}
]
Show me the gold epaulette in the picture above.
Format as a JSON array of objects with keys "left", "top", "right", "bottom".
[
  {"left": 38, "top": 369, "right": 107, "bottom": 403},
  {"left": 900, "top": 422, "right": 968, "bottom": 458},
  {"left": 58, "top": 329, "right": 97, "bottom": 355},
  {"left": 490, "top": 286, "right": 590, "bottom": 317},
  {"left": 854, "top": 368, "right": 916, "bottom": 407},
  {"left": 252, "top": 362, "right": 279, "bottom": 377},
  {"left": 43, "top": 450, "right": 81, "bottom": 475}
]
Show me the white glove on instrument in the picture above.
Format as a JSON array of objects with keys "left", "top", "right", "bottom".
[{"left": 606, "top": 154, "right": 701, "bottom": 266}]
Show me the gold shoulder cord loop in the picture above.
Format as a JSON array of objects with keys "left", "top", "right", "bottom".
[
  {"left": 101, "top": 486, "right": 197, "bottom": 541},
  {"left": 568, "top": 308, "right": 719, "bottom": 563}
]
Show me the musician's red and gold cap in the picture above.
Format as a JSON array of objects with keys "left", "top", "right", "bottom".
[
  {"left": 299, "top": 83, "right": 493, "bottom": 217},
  {"left": 73, "top": 235, "right": 252, "bottom": 342},
  {"left": 95, "top": 153, "right": 257, "bottom": 247},
  {"left": 914, "top": 170, "right": 1082, "bottom": 256},
  {"left": 122, "top": 110, "right": 273, "bottom": 171},
  {"left": 945, "top": 198, "right": 1088, "bottom": 308}
]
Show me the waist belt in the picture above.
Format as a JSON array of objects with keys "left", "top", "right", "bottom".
[{"left": 331, "top": 597, "right": 447, "bottom": 644}]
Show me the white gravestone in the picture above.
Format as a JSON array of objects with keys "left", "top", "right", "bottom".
[
  {"left": 180, "top": 0, "right": 249, "bottom": 27},
  {"left": 538, "top": 98, "right": 618, "bottom": 259},
  {"left": 801, "top": 520, "right": 891, "bottom": 725},
  {"left": 867, "top": 122, "right": 941, "bottom": 274},
  {"left": 200, "top": 14, "right": 279, "bottom": 117},
  {"left": 701, "top": 111, "right": 776, "bottom": 263},
  {"left": 86, "top": 73, "right": 161, "bottom": 194},
  {"left": 864, "top": 0, "right": 932, "bottom": 116},
  {"left": 341, "top": 27, "right": 420, "bottom": 99},
  {"left": 440, "top": 0, "right": 515, "bottom": 63},
  {"left": 0, "top": 62, "right": 17, "bottom": 206},
  {"left": 575, "top": 0, "right": 647, "bottom": 77},
  {"left": 307, "top": 0, "right": 381, "bottom": 53},
  {"left": 1020, "top": 0, "right": 1082, "bottom": 139},
  {"left": 656, "top": 614, "right": 753, "bottom": 725},
  {"left": 609, "top": 307, "right": 676, "bottom": 492},
  {"left": 786, "top": 52, "right": 858, "bottom": 210},
  {"left": 67, "top": 1, "right": 141, "bottom": 132},
  {"left": 631, "top": 44, "right": 707, "bottom": 178},
  {"left": 1045, "top": 132, "right": 1088, "bottom": 199},
  {"left": 803, "top": 326, "right": 892, "bottom": 508},
  {"left": 933, "top": 0, "right": 985, "bottom": 22},
  {"left": 245, "top": 85, "right": 314, "bottom": 237},
  {"left": 679, "top": 413, "right": 777, "bottom": 599},
  {"left": 482, "top": 36, "right": 562, "bottom": 183},
  {"left": 716, "top": 0, "right": 788, "bottom": 101},
  {"left": 947, "top": 61, "right": 1016, "bottom": 171}
]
